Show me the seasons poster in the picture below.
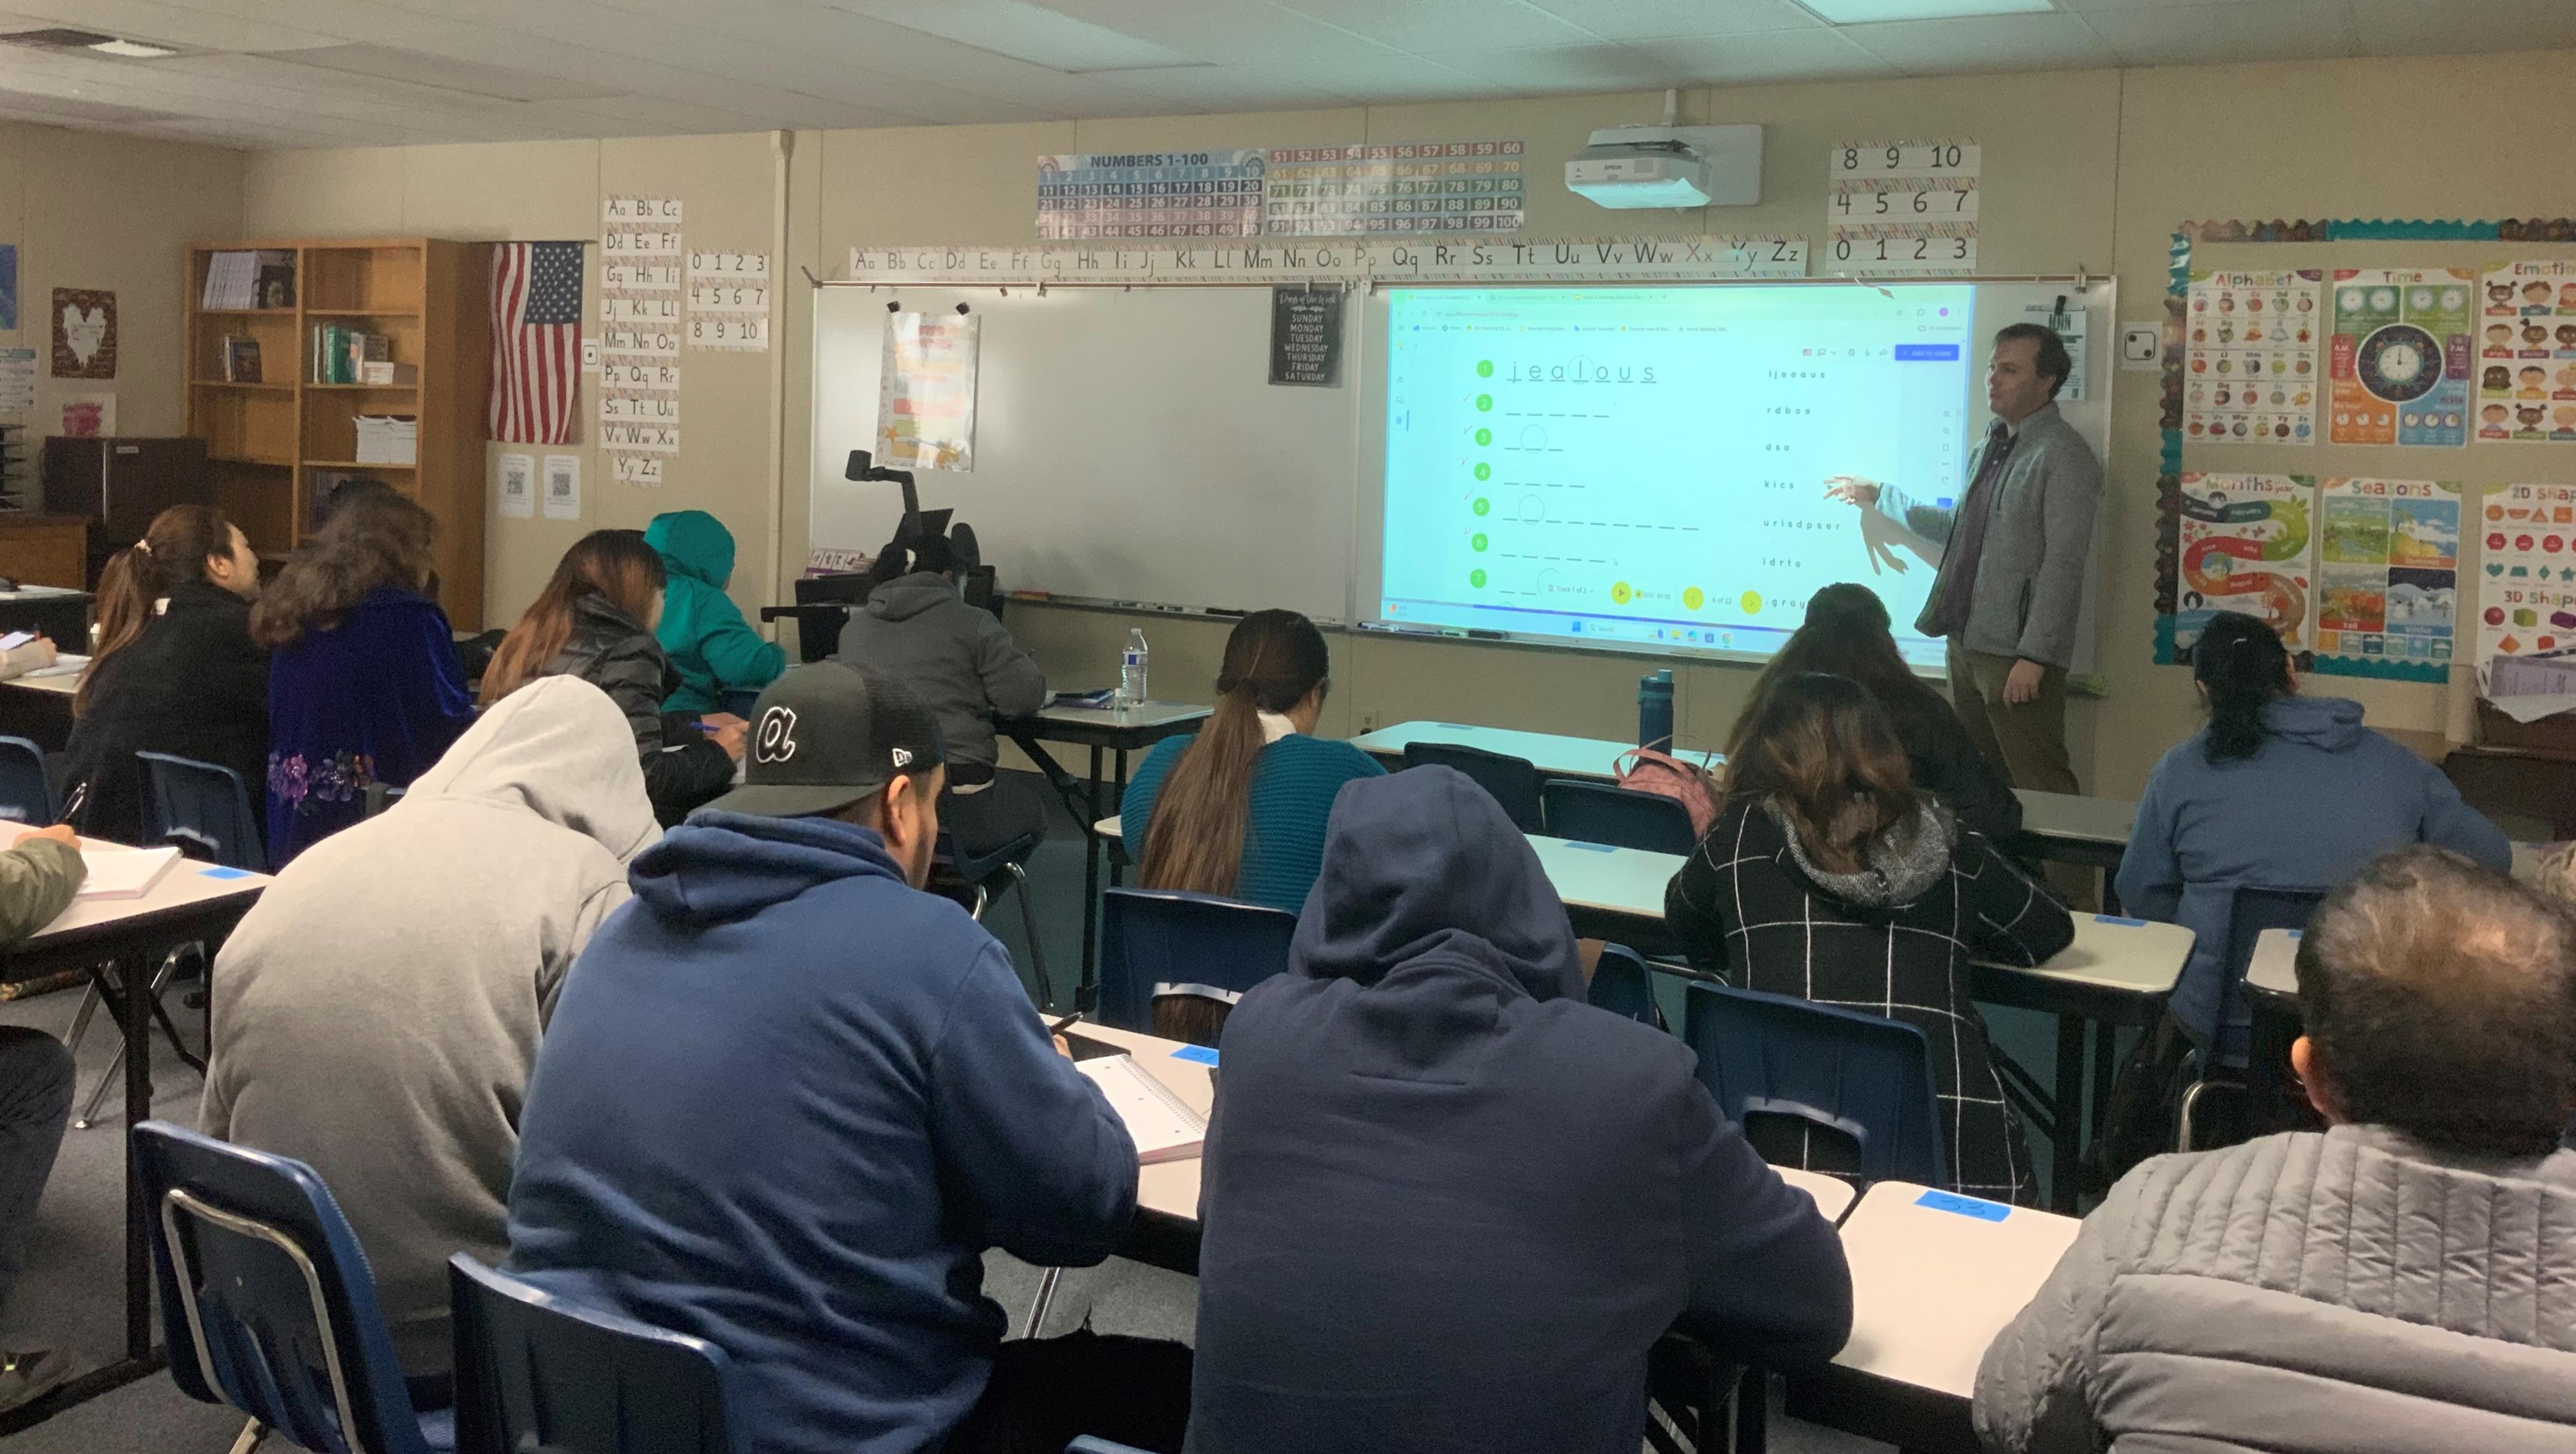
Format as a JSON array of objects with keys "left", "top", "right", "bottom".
[{"left": 2315, "top": 477, "right": 2458, "bottom": 676}]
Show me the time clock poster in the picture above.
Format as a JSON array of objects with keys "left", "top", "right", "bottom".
[{"left": 2328, "top": 268, "right": 2471, "bottom": 447}]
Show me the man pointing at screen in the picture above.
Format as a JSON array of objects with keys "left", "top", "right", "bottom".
[{"left": 1825, "top": 323, "right": 2099, "bottom": 800}]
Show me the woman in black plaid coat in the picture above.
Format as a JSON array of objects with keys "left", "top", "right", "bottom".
[{"left": 1666, "top": 673, "right": 2073, "bottom": 1204}]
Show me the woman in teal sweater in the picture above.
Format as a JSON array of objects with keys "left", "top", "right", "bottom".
[{"left": 1120, "top": 610, "right": 1383, "bottom": 914}]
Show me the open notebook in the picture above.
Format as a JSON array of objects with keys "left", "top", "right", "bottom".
[
  {"left": 0, "top": 823, "right": 183, "bottom": 900},
  {"left": 1078, "top": 1055, "right": 1207, "bottom": 1165}
]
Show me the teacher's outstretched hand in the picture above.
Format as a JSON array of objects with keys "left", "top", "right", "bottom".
[{"left": 1823, "top": 475, "right": 1882, "bottom": 508}]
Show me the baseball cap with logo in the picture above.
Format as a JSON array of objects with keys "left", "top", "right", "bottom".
[{"left": 704, "top": 662, "right": 947, "bottom": 819}]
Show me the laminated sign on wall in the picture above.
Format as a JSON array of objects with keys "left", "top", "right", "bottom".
[
  {"left": 602, "top": 197, "right": 682, "bottom": 480},
  {"left": 2184, "top": 270, "right": 2321, "bottom": 445},
  {"left": 1825, "top": 141, "right": 1977, "bottom": 277},
  {"left": 2475, "top": 260, "right": 2576, "bottom": 442},
  {"left": 686, "top": 250, "right": 769, "bottom": 352},
  {"left": 2328, "top": 268, "right": 2472, "bottom": 447},
  {"left": 2315, "top": 477, "right": 2457, "bottom": 675},
  {"left": 2476, "top": 483, "right": 2576, "bottom": 687},
  {"left": 2174, "top": 472, "right": 2314, "bottom": 654},
  {"left": 877, "top": 312, "right": 979, "bottom": 473}
]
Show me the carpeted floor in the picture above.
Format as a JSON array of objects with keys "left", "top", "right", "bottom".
[{"left": 0, "top": 770, "right": 1912, "bottom": 1452}]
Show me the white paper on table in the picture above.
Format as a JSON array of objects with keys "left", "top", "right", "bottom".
[
  {"left": 1077, "top": 1055, "right": 1206, "bottom": 1164},
  {"left": 2485, "top": 693, "right": 2576, "bottom": 723},
  {"left": 0, "top": 822, "right": 181, "bottom": 898}
]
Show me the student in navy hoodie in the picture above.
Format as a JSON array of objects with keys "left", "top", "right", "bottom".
[
  {"left": 507, "top": 664, "right": 1184, "bottom": 1454},
  {"left": 1188, "top": 766, "right": 1853, "bottom": 1454}
]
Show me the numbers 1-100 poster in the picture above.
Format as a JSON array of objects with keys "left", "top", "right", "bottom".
[{"left": 2328, "top": 268, "right": 2473, "bottom": 447}]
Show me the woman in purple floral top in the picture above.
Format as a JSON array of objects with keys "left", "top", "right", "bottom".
[{"left": 252, "top": 492, "right": 475, "bottom": 864}]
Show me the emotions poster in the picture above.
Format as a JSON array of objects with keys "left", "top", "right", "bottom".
[
  {"left": 2476, "top": 261, "right": 2576, "bottom": 443},
  {"left": 2329, "top": 268, "right": 2472, "bottom": 447},
  {"left": 2184, "top": 270, "right": 2319, "bottom": 446}
]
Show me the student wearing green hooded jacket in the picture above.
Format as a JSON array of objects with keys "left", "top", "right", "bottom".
[{"left": 644, "top": 510, "right": 786, "bottom": 716}]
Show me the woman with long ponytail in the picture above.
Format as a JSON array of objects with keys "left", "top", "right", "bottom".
[
  {"left": 1123, "top": 609, "right": 1383, "bottom": 910},
  {"left": 61, "top": 504, "right": 268, "bottom": 843},
  {"left": 2119, "top": 609, "right": 2510, "bottom": 1064}
]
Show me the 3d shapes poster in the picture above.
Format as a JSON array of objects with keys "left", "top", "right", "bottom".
[
  {"left": 2174, "top": 473, "right": 2313, "bottom": 654},
  {"left": 2476, "top": 483, "right": 2576, "bottom": 682},
  {"left": 2475, "top": 260, "right": 2576, "bottom": 443},
  {"left": 2184, "top": 272, "right": 2320, "bottom": 446},
  {"left": 2328, "top": 268, "right": 2472, "bottom": 447},
  {"left": 2316, "top": 477, "right": 2457, "bottom": 680}
]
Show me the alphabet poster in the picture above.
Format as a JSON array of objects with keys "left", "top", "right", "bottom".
[
  {"left": 2474, "top": 260, "right": 2576, "bottom": 442},
  {"left": 2315, "top": 477, "right": 2457, "bottom": 673},
  {"left": 50, "top": 288, "right": 114, "bottom": 379},
  {"left": 2327, "top": 268, "right": 2472, "bottom": 447},
  {"left": 2184, "top": 270, "right": 2320, "bottom": 445}
]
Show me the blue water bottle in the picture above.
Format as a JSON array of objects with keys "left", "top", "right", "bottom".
[{"left": 1638, "top": 669, "right": 1674, "bottom": 752}]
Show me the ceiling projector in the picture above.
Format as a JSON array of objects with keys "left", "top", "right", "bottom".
[{"left": 1565, "top": 125, "right": 1763, "bottom": 210}]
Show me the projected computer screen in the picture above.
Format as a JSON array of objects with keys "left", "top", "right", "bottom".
[{"left": 1376, "top": 284, "right": 1981, "bottom": 665}]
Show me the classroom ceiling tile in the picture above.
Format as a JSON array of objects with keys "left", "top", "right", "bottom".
[
  {"left": 259, "top": 43, "right": 623, "bottom": 102},
  {"left": 2347, "top": 0, "right": 2576, "bottom": 56},
  {"left": 831, "top": 0, "right": 1197, "bottom": 70},
  {"left": 0, "top": 84, "right": 183, "bottom": 124},
  {"left": 1634, "top": 27, "right": 1897, "bottom": 83},
  {"left": 1522, "top": 0, "right": 1825, "bottom": 42},
  {"left": 2081, "top": 0, "right": 2362, "bottom": 64},
  {"left": 1266, "top": 52, "right": 1501, "bottom": 103},
  {"left": 1270, "top": 0, "right": 1601, "bottom": 53},
  {"left": 1416, "top": 42, "right": 1684, "bottom": 93},
  {"left": 1071, "top": 60, "right": 1354, "bottom": 111},
  {"left": 0, "top": 0, "right": 343, "bottom": 53},
  {"left": 1841, "top": 11, "right": 2124, "bottom": 73},
  {"left": 950, "top": 0, "right": 1386, "bottom": 66}
]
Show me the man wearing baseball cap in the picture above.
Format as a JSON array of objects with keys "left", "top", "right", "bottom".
[{"left": 505, "top": 664, "right": 1184, "bottom": 1453}]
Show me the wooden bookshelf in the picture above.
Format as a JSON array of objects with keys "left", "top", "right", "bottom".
[{"left": 183, "top": 237, "right": 491, "bottom": 628}]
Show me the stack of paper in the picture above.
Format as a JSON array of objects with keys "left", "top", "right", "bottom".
[
  {"left": 354, "top": 415, "right": 418, "bottom": 466},
  {"left": 0, "top": 823, "right": 183, "bottom": 899},
  {"left": 1077, "top": 1055, "right": 1206, "bottom": 1164},
  {"left": 200, "top": 252, "right": 259, "bottom": 310}
]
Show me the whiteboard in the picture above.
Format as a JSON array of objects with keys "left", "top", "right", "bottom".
[
  {"left": 809, "top": 277, "right": 2113, "bottom": 667},
  {"left": 811, "top": 285, "right": 1357, "bottom": 622}
]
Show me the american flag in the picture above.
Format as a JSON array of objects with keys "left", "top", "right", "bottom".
[{"left": 488, "top": 241, "right": 582, "bottom": 444}]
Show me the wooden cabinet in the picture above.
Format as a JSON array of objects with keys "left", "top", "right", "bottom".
[
  {"left": 0, "top": 514, "right": 93, "bottom": 591},
  {"left": 185, "top": 238, "right": 491, "bottom": 627}
]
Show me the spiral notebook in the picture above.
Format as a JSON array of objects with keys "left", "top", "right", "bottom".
[{"left": 1077, "top": 1055, "right": 1206, "bottom": 1165}]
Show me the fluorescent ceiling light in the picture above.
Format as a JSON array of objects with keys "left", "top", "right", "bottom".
[
  {"left": 89, "top": 39, "right": 181, "bottom": 58},
  {"left": 1796, "top": 0, "right": 2055, "bottom": 22}
]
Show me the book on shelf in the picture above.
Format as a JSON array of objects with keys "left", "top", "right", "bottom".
[
  {"left": 220, "top": 335, "right": 262, "bottom": 383},
  {"left": 202, "top": 249, "right": 293, "bottom": 310}
]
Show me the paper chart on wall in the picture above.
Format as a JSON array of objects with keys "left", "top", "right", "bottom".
[
  {"left": 2314, "top": 477, "right": 2457, "bottom": 675},
  {"left": 0, "top": 348, "right": 33, "bottom": 415},
  {"left": 876, "top": 312, "right": 978, "bottom": 473},
  {"left": 2184, "top": 271, "right": 2320, "bottom": 445},
  {"left": 1038, "top": 150, "right": 1264, "bottom": 241},
  {"left": 2327, "top": 268, "right": 2472, "bottom": 447},
  {"left": 1264, "top": 140, "right": 1524, "bottom": 238},
  {"left": 497, "top": 452, "right": 535, "bottom": 519},
  {"left": 1825, "top": 139, "right": 1977, "bottom": 277},
  {"left": 542, "top": 453, "right": 581, "bottom": 520},
  {"left": 2174, "top": 473, "right": 2314, "bottom": 654},
  {"left": 2474, "top": 260, "right": 2576, "bottom": 442},
  {"left": 2474, "top": 483, "right": 2576, "bottom": 684},
  {"left": 686, "top": 249, "right": 769, "bottom": 352},
  {"left": 602, "top": 198, "right": 682, "bottom": 474}
]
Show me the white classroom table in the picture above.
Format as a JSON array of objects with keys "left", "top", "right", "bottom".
[{"left": 1785, "top": 1179, "right": 2082, "bottom": 1451}]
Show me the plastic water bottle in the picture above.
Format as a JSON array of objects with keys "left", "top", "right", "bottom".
[
  {"left": 1119, "top": 629, "right": 1150, "bottom": 708},
  {"left": 1638, "top": 668, "right": 1674, "bottom": 751}
]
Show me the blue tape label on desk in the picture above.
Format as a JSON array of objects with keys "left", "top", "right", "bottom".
[
  {"left": 2287, "top": 929, "right": 2301, "bottom": 940},
  {"left": 2092, "top": 914, "right": 2147, "bottom": 927},
  {"left": 197, "top": 866, "right": 253, "bottom": 880},
  {"left": 1567, "top": 841, "right": 1618, "bottom": 854},
  {"left": 1915, "top": 1190, "right": 2011, "bottom": 1221},
  {"left": 1169, "top": 1045, "right": 1219, "bottom": 1066}
]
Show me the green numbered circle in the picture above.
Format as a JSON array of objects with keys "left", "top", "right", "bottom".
[
  {"left": 1476, "top": 360, "right": 1494, "bottom": 377},
  {"left": 1475, "top": 394, "right": 1493, "bottom": 412},
  {"left": 1472, "top": 533, "right": 1489, "bottom": 552},
  {"left": 1473, "top": 463, "right": 1491, "bottom": 481},
  {"left": 1469, "top": 569, "right": 1488, "bottom": 588},
  {"left": 1471, "top": 497, "right": 1491, "bottom": 516},
  {"left": 1475, "top": 427, "right": 1492, "bottom": 446}
]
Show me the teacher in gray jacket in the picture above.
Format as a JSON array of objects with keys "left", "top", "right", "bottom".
[
  {"left": 1827, "top": 323, "right": 2099, "bottom": 798},
  {"left": 1974, "top": 846, "right": 2576, "bottom": 1453}
]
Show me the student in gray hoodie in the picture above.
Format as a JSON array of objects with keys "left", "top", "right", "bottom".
[
  {"left": 200, "top": 675, "right": 660, "bottom": 1386},
  {"left": 835, "top": 534, "right": 1048, "bottom": 857}
]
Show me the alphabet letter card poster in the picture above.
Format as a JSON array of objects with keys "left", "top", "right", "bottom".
[{"left": 2185, "top": 270, "right": 2320, "bottom": 445}]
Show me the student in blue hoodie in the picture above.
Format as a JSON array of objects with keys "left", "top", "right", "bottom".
[
  {"left": 2119, "top": 611, "right": 2509, "bottom": 1062},
  {"left": 1188, "top": 767, "right": 1853, "bottom": 1454},
  {"left": 506, "top": 664, "right": 1186, "bottom": 1454}
]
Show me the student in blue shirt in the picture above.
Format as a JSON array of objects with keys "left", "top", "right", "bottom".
[
  {"left": 2119, "top": 611, "right": 2509, "bottom": 1062},
  {"left": 1119, "top": 609, "right": 1383, "bottom": 914}
]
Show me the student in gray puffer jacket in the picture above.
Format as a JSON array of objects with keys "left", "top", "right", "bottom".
[
  {"left": 480, "top": 530, "right": 747, "bottom": 825},
  {"left": 1977, "top": 845, "right": 2576, "bottom": 1454}
]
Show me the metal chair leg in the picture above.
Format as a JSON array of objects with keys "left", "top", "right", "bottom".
[
  {"left": 73, "top": 956, "right": 185, "bottom": 1130},
  {"left": 967, "top": 884, "right": 990, "bottom": 921},
  {"left": 1004, "top": 861, "right": 1054, "bottom": 1010},
  {"left": 2177, "top": 1078, "right": 2214, "bottom": 1154},
  {"left": 60, "top": 980, "right": 102, "bottom": 1056},
  {"left": 227, "top": 1417, "right": 268, "bottom": 1454},
  {"left": 1024, "top": 1266, "right": 1064, "bottom": 1340}
]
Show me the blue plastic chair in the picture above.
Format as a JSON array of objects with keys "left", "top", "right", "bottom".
[
  {"left": 1542, "top": 779, "right": 1697, "bottom": 855},
  {"left": 450, "top": 1255, "right": 733, "bottom": 1454},
  {"left": 1683, "top": 981, "right": 1948, "bottom": 1189},
  {"left": 137, "top": 751, "right": 266, "bottom": 871},
  {"left": 0, "top": 735, "right": 52, "bottom": 823},
  {"left": 130, "top": 1119, "right": 451, "bottom": 1454},
  {"left": 2177, "top": 884, "right": 2329, "bottom": 1151},
  {"left": 943, "top": 829, "right": 1052, "bottom": 1009},
  {"left": 1402, "top": 740, "right": 1544, "bottom": 832},
  {"left": 1588, "top": 943, "right": 1665, "bottom": 1029},
  {"left": 1097, "top": 887, "right": 1300, "bottom": 1034}
]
